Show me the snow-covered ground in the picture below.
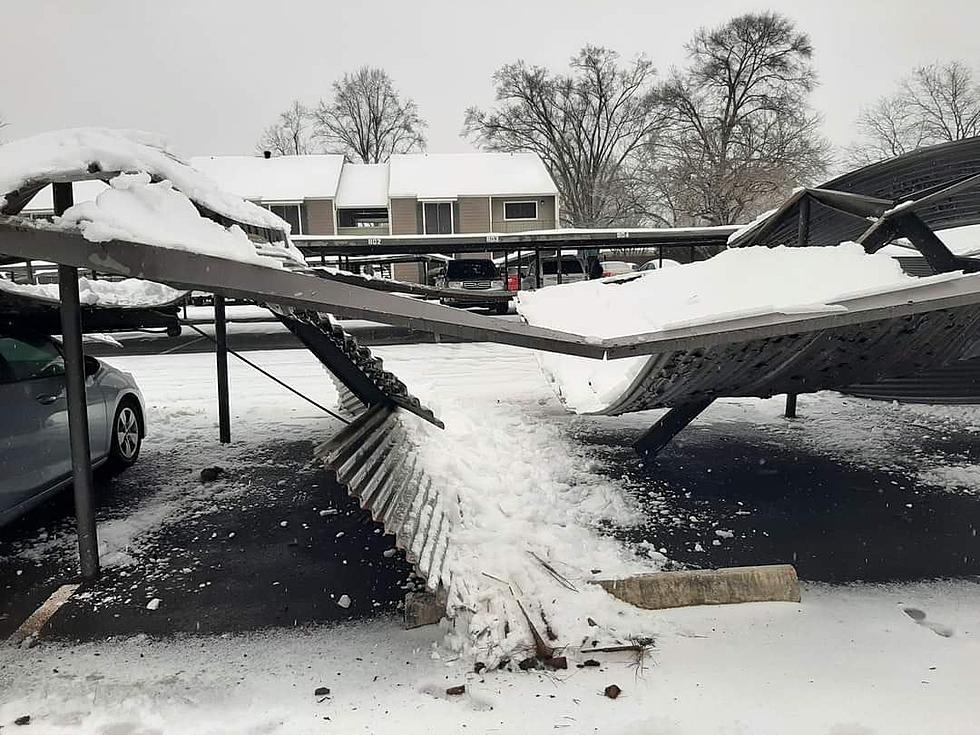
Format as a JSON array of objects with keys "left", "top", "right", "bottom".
[
  {"left": 2, "top": 342, "right": 979, "bottom": 733},
  {"left": 2, "top": 579, "right": 978, "bottom": 734}
]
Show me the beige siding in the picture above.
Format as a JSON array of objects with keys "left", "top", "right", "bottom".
[
  {"left": 390, "top": 197, "right": 419, "bottom": 235},
  {"left": 305, "top": 199, "right": 335, "bottom": 236},
  {"left": 457, "top": 196, "right": 491, "bottom": 233},
  {"left": 490, "top": 195, "right": 556, "bottom": 233},
  {"left": 392, "top": 262, "right": 423, "bottom": 283}
]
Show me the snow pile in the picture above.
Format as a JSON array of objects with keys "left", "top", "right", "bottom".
[
  {"left": 518, "top": 243, "right": 957, "bottom": 413},
  {"left": 402, "top": 392, "right": 662, "bottom": 665},
  {"left": 0, "top": 128, "right": 285, "bottom": 232},
  {"left": 56, "top": 172, "right": 282, "bottom": 266},
  {"left": 0, "top": 274, "right": 184, "bottom": 307}
]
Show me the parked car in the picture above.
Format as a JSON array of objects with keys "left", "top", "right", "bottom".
[
  {"left": 521, "top": 255, "right": 589, "bottom": 290},
  {"left": 637, "top": 258, "right": 682, "bottom": 272},
  {"left": 504, "top": 265, "right": 530, "bottom": 292},
  {"left": 436, "top": 259, "right": 509, "bottom": 314},
  {"left": 0, "top": 331, "right": 145, "bottom": 527},
  {"left": 599, "top": 260, "right": 637, "bottom": 277}
]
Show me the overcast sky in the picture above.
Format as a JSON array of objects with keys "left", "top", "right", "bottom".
[{"left": 1, "top": 0, "right": 978, "bottom": 159}]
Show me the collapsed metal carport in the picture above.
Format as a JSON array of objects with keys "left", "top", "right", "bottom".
[{"left": 4, "top": 133, "right": 980, "bottom": 657}]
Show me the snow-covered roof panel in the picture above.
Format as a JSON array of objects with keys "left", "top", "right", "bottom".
[
  {"left": 335, "top": 164, "right": 389, "bottom": 208},
  {"left": 388, "top": 153, "right": 558, "bottom": 199},
  {"left": 189, "top": 154, "right": 346, "bottom": 202},
  {"left": 21, "top": 179, "right": 109, "bottom": 212},
  {"left": 0, "top": 128, "right": 287, "bottom": 232}
]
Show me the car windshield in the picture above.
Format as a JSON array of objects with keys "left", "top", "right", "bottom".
[
  {"left": 542, "top": 258, "right": 584, "bottom": 275},
  {"left": 446, "top": 261, "right": 498, "bottom": 280}
]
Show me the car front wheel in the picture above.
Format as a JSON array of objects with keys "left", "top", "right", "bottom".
[{"left": 108, "top": 400, "right": 143, "bottom": 471}]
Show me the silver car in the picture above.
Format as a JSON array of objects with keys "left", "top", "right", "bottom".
[
  {"left": 0, "top": 331, "right": 145, "bottom": 526},
  {"left": 520, "top": 255, "right": 589, "bottom": 290}
]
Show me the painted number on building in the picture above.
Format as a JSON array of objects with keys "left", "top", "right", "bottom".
[
  {"left": 367, "top": 238, "right": 383, "bottom": 246},
  {"left": 616, "top": 231, "right": 629, "bottom": 239},
  {"left": 485, "top": 234, "right": 500, "bottom": 243}
]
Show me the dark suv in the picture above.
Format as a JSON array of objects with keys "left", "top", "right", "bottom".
[{"left": 436, "top": 259, "right": 509, "bottom": 313}]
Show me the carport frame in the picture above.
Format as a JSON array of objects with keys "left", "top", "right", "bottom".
[{"left": 52, "top": 181, "right": 100, "bottom": 580}]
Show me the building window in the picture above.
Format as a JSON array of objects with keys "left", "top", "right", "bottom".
[
  {"left": 337, "top": 208, "right": 389, "bottom": 229},
  {"left": 503, "top": 201, "right": 538, "bottom": 221},
  {"left": 264, "top": 203, "right": 307, "bottom": 235},
  {"left": 422, "top": 201, "right": 454, "bottom": 234}
]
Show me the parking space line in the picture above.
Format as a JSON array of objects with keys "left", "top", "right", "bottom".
[
  {"left": 6, "top": 583, "right": 79, "bottom": 646},
  {"left": 160, "top": 335, "right": 206, "bottom": 355}
]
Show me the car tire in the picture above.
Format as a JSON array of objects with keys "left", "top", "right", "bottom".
[
  {"left": 166, "top": 324, "right": 181, "bottom": 337},
  {"left": 107, "top": 399, "right": 143, "bottom": 472},
  {"left": 493, "top": 302, "right": 509, "bottom": 315}
]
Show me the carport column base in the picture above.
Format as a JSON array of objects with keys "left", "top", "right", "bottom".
[
  {"left": 784, "top": 393, "right": 798, "bottom": 419},
  {"left": 633, "top": 399, "right": 714, "bottom": 458}
]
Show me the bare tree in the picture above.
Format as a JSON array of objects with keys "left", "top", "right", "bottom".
[
  {"left": 464, "top": 46, "right": 666, "bottom": 227},
  {"left": 312, "top": 67, "right": 425, "bottom": 163},
  {"left": 650, "top": 12, "right": 830, "bottom": 226},
  {"left": 256, "top": 100, "right": 317, "bottom": 156},
  {"left": 848, "top": 61, "right": 980, "bottom": 165}
]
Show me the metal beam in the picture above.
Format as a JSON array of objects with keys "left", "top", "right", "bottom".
[
  {"left": 634, "top": 400, "right": 714, "bottom": 457},
  {"left": 4, "top": 220, "right": 980, "bottom": 362},
  {"left": 892, "top": 212, "right": 980, "bottom": 274},
  {"left": 214, "top": 294, "right": 231, "bottom": 443},
  {"left": 53, "top": 182, "right": 100, "bottom": 581},
  {"left": 295, "top": 226, "right": 737, "bottom": 257}
]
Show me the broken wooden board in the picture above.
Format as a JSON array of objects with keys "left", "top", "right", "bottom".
[{"left": 593, "top": 564, "right": 801, "bottom": 610}]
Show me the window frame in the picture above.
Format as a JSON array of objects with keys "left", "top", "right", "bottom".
[
  {"left": 502, "top": 200, "right": 538, "bottom": 222},
  {"left": 0, "top": 333, "right": 66, "bottom": 384},
  {"left": 421, "top": 200, "right": 455, "bottom": 235},
  {"left": 264, "top": 202, "right": 306, "bottom": 236}
]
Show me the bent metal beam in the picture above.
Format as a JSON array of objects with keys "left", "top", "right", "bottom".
[{"left": 5, "top": 219, "right": 980, "bottom": 364}]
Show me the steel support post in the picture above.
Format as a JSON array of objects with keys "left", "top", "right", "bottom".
[
  {"left": 214, "top": 294, "right": 231, "bottom": 443},
  {"left": 516, "top": 248, "right": 521, "bottom": 290},
  {"left": 557, "top": 248, "right": 563, "bottom": 284},
  {"left": 784, "top": 393, "right": 798, "bottom": 419},
  {"left": 535, "top": 250, "right": 542, "bottom": 288},
  {"left": 25, "top": 259, "right": 35, "bottom": 284},
  {"left": 54, "top": 182, "right": 100, "bottom": 580},
  {"left": 634, "top": 400, "right": 714, "bottom": 458}
]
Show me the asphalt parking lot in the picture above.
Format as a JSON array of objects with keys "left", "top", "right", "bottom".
[
  {"left": 0, "top": 438, "right": 419, "bottom": 641},
  {"left": 583, "top": 414, "right": 980, "bottom": 582},
  {"left": 2, "top": 335, "right": 979, "bottom": 645}
]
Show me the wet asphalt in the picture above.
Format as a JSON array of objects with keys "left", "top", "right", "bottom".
[
  {"left": 0, "top": 441, "right": 419, "bottom": 641},
  {"left": 579, "top": 417, "right": 980, "bottom": 583},
  {"left": 3, "top": 324, "right": 979, "bottom": 641}
]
